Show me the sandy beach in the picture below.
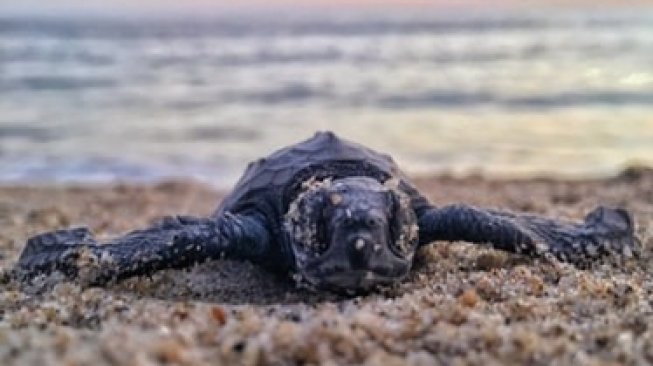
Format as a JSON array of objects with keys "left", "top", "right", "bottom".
[{"left": 1, "top": 169, "right": 652, "bottom": 365}]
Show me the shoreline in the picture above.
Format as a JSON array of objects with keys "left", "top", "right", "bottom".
[
  {"left": 1, "top": 168, "right": 652, "bottom": 365},
  {"left": 2, "top": 164, "right": 652, "bottom": 192}
]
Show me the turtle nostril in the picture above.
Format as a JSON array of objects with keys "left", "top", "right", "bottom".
[{"left": 366, "top": 217, "right": 378, "bottom": 228}]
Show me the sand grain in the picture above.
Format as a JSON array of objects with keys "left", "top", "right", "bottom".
[{"left": 1, "top": 170, "right": 652, "bottom": 365}]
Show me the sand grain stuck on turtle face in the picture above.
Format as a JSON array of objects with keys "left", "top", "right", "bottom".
[{"left": 1, "top": 147, "right": 653, "bottom": 364}]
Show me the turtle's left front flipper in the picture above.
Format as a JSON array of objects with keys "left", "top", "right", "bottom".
[
  {"left": 15, "top": 213, "right": 269, "bottom": 285},
  {"left": 418, "top": 205, "right": 640, "bottom": 265}
]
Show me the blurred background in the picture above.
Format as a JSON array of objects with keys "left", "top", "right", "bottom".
[{"left": 1, "top": 0, "right": 652, "bottom": 188}]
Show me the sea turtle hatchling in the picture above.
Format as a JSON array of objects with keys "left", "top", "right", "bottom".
[{"left": 15, "top": 132, "right": 640, "bottom": 292}]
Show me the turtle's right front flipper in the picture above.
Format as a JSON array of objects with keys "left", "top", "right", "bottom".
[{"left": 15, "top": 213, "right": 270, "bottom": 285}]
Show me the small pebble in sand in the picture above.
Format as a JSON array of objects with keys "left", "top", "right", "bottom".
[
  {"left": 209, "top": 306, "right": 227, "bottom": 326},
  {"left": 457, "top": 288, "right": 480, "bottom": 308},
  {"left": 151, "top": 338, "right": 187, "bottom": 364}
]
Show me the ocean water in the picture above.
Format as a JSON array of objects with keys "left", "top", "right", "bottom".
[{"left": 1, "top": 9, "right": 653, "bottom": 188}]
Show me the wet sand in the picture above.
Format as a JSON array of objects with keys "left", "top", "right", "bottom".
[{"left": 1, "top": 169, "right": 652, "bottom": 365}]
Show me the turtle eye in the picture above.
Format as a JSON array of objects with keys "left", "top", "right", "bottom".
[
  {"left": 386, "top": 193, "right": 401, "bottom": 254},
  {"left": 286, "top": 189, "right": 332, "bottom": 255},
  {"left": 386, "top": 191, "right": 416, "bottom": 258},
  {"left": 314, "top": 205, "right": 330, "bottom": 253}
]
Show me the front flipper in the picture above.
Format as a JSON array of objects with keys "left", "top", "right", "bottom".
[
  {"left": 418, "top": 205, "right": 639, "bottom": 265},
  {"left": 15, "top": 213, "right": 269, "bottom": 285}
]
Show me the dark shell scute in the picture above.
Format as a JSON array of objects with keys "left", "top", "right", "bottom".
[{"left": 216, "top": 131, "right": 402, "bottom": 215}]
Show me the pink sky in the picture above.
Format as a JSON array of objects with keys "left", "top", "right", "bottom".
[
  {"left": 1, "top": 0, "right": 650, "bottom": 15},
  {"left": 3, "top": 0, "right": 650, "bottom": 8}
]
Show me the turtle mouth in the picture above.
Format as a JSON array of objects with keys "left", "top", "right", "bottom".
[{"left": 300, "top": 266, "right": 408, "bottom": 292}]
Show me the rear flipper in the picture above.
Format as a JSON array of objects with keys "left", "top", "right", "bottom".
[
  {"left": 418, "top": 205, "right": 640, "bottom": 265},
  {"left": 15, "top": 214, "right": 269, "bottom": 286}
]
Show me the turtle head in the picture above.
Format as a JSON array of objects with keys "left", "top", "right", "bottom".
[{"left": 285, "top": 177, "right": 418, "bottom": 292}]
